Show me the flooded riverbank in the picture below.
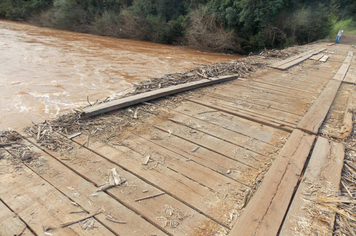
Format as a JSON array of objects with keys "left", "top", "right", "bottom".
[{"left": 0, "top": 20, "right": 243, "bottom": 130}]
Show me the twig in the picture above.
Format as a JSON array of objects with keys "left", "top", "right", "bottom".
[
  {"left": 197, "top": 110, "right": 220, "bottom": 115},
  {"left": 87, "top": 96, "right": 92, "bottom": 106},
  {"left": 106, "top": 218, "right": 127, "bottom": 224},
  {"left": 135, "top": 192, "right": 165, "bottom": 202},
  {"left": 67, "top": 132, "right": 81, "bottom": 139},
  {"left": 61, "top": 211, "right": 102, "bottom": 228}
]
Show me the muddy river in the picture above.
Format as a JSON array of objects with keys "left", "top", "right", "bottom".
[{"left": 0, "top": 20, "right": 242, "bottom": 130}]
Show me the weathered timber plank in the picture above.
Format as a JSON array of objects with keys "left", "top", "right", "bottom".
[
  {"left": 277, "top": 48, "right": 327, "bottom": 70},
  {"left": 0, "top": 200, "right": 27, "bottom": 236},
  {"left": 319, "top": 55, "right": 329, "bottom": 62},
  {"left": 256, "top": 72, "right": 332, "bottom": 88},
  {"left": 251, "top": 78, "right": 322, "bottom": 95},
  {"left": 228, "top": 130, "right": 315, "bottom": 236},
  {"left": 334, "top": 51, "right": 353, "bottom": 81},
  {"left": 211, "top": 84, "right": 311, "bottom": 116},
  {"left": 166, "top": 110, "right": 279, "bottom": 155},
  {"left": 190, "top": 96, "right": 297, "bottom": 131},
  {"left": 0, "top": 153, "right": 114, "bottom": 236},
  {"left": 269, "top": 49, "right": 315, "bottom": 68},
  {"left": 172, "top": 100, "right": 289, "bottom": 144},
  {"left": 231, "top": 79, "right": 316, "bottom": 99},
  {"left": 343, "top": 57, "right": 356, "bottom": 84},
  {"left": 190, "top": 98, "right": 295, "bottom": 132},
  {"left": 69, "top": 136, "right": 233, "bottom": 228},
  {"left": 280, "top": 138, "right": 345, "bottom": 236},
  {"left": 310, "top": 54, "right": 325, "bottom": 60},
  {"left": 297, "top": 79, "right": 342, "bottom": 134},
  {"left": 21, "top": 133, "right": 218, "bottom": 236},
  {"left": 120, "top": 132, "right": 244, "bottom": 192},
  {"left": 138, "top": 127, "right": 260, "bottom": 185},
  {"left": 15, "top": 135, "right": 167, "bottom": 236},
  {"left": 150, "top": 118, "right": 268, "bottom": 168},
  {"left": 206, "top": 91, "right": 304, "bottom": 123},
  {"left": 82, "top": 75, "right": 238, "bottom": 117}
]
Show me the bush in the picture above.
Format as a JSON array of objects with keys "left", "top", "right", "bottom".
[{"left": 185, "top": 6, "right": 242, "bottom": 53}]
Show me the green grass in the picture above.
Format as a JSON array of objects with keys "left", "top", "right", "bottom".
[{"left": 328, "top": 19, "right": 356, "bottom": 38}]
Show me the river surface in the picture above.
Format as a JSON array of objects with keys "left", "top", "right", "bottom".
[{"left": 0, "top": 20, "right": 243, "bottom": 130}]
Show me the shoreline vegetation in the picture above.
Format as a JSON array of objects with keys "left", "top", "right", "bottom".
[{"left": 0, "top": 0, "right": 355, "bottom": 54}]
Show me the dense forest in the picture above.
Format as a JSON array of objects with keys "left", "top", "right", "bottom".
[{"left": 0, "top": 0, "right": 355, "bottom": 53}]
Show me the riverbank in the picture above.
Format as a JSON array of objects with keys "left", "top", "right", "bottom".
[{"left": 2, "top": 0, "right": 354, "bottom": 54}]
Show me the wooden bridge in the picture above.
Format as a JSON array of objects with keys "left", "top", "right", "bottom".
[{"left": 1, "top": 42, "right": 355, "bottom": 236}]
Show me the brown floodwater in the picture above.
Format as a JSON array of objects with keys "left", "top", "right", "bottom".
[{"left": 0, "top": 20, "right": 243, "bottom": 130}]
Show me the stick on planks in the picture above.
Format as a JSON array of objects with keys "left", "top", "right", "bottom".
[{"left": 82, "top": 75, "right": 238, "bottom": 117}]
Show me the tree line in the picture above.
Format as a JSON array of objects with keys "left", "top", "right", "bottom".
[{"left": 1, "top": 0, "right": 355, "bottom": 53}]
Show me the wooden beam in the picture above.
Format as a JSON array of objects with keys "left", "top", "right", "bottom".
[
  {"left": 333, "top": 51, "right": 353, "bottom": 81},
  {"left": 277, "top": 48, "right": 327, "bottom": 70},
  {"left": 310, "top": 54, "right": 324, "bottom": 60},
  {"left": 228, "top": 130, "right": 315, "bottom": 236},
  {"left": 269, "top": 48, "right": 326, "bottom": 70},
  {"left": 319, "top": 55, "right": 329, "bottom": 62},
  {"left": 269, "top": 49, "right": 315, "bottom": 68},
  {"left": 280, "top": 138, "right": 345, "bottom": 236},
  {"left": 297, "top": 79, "right": 342, "bottom": 134},
  {"left": 297, "top": 52, "right": 353, "bottom": 134},
  {"left": 82, "top": 75, "right": 238, "bottom": 117}
]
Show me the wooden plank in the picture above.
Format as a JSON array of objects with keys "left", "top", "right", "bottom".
[
  {"left": 229, "top": 130, "right": 316, "bottom": 236},
  {"left": 251, "top": 78, "right": 321, "bottom": 95},
  {"left": 0, "top": 200, "right": 28, "bottom": 236},
  {"left": 231, "top": 79, "right": 316, "bottom": 99},
  {"left": 277, "top": 48, "right": 326, "bottom": 70},
  {"left": 190, "top": 98, "right": 295, "bottom": 132},
  {"left": 206, "top": 91, "right": 303, "bottom": 124},
  {"left": 212, "top": 84, "right": 311, "bottom": 116},
  {"left": 12, "top": 135, "right": 166, "bottom": 236},
  {"left": 297, "top": 79, "right": 342, "bottom": 134},
  {"left": 150, "top": 118, "right": 269, "bottom": 168},
  {"left": 0, "top": 153, "right": 115, "bottom": 236},
  {"left": 172, "top": 100, "right": 289, "bottom": 144},
  {"left": 343, "top": 57, "right": 356, "bottom": 84},
  {"left": 166, "top": 110, "right": 280, "bottom": 155},
  {"left": 137, "top": 127, "right": 261, "bottom": 185},
  {"left": 319, "top": 55, "right": 329, "bottom": 62},
  {"left": 310, "top": 54, "right": 324, "bottom": 60},
  {"left": 82, "top": 75, "right": 238, "bottom": 117},
  {"left": 191, "top": 96, "right": 297, "bottom": 129},
  {"left": 269, "top": 49, "right": 315, "bottom": 68},
  {"left": 81, "top": 139, "right": 238, "bottom": 228},
  {"left": 334, "top": 51, "right": 353, "bottom": 81},
  {"left": 280, "top": 138, "right": 345, "bottom": 236},
  {"left": 119, "top": 131, "right": 244, "bottom": 192},
  {"left": 20, "top": 133, "right": 218, "bottom": 235}
]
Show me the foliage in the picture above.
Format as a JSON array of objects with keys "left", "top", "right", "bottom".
[{"left": 1, "top": 0, "right": 356, "bottom": 53}]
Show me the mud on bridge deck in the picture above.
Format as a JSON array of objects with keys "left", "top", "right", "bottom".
[{"left": 1, "top": 42, "right": 356, "bottom": 236}]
